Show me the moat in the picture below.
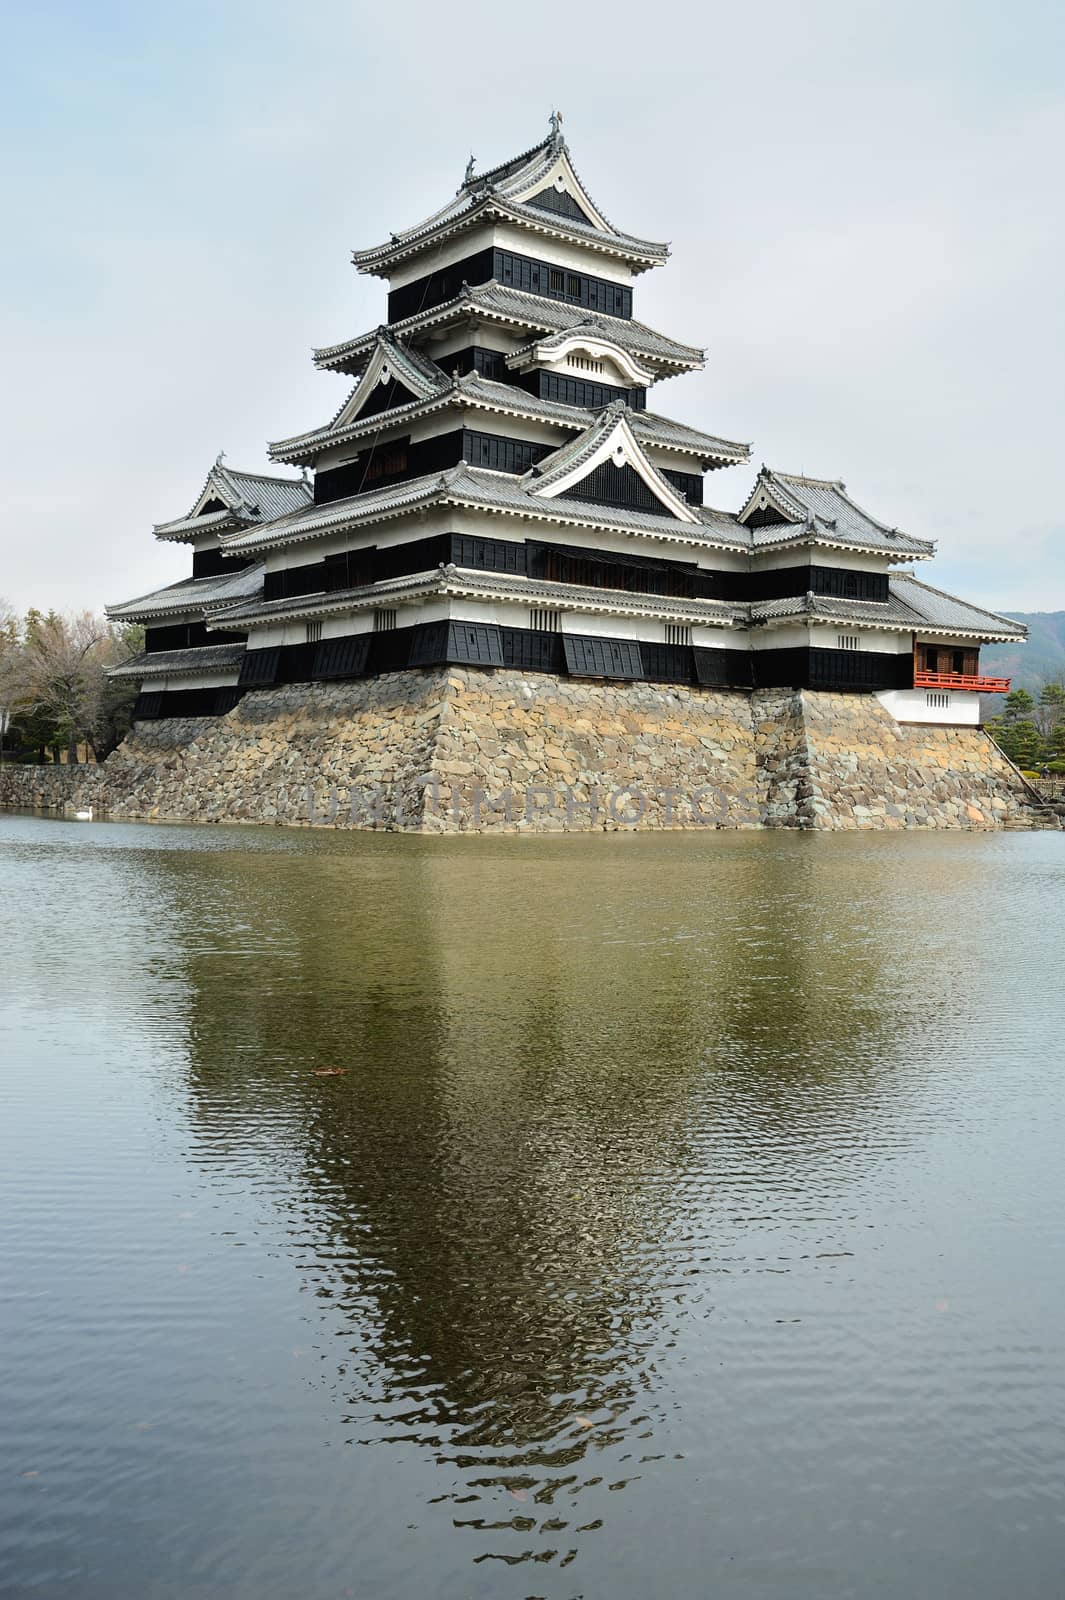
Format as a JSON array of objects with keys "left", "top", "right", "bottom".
[{"left": 2, "top": 816, "right": 1063, "bottom": 1599}]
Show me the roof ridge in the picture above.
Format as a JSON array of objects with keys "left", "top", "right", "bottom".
[
  {"left": 463, "top": 133, "right": 554, "bottom": 191},
  {"left": 222, "top": 465, "right": 309, "bottom": 487},
  {"left": 772, "top": 469, "right": 844, "bottom": 490},
  {"left": 765, "top": 467, "right": 922, "bottom": 543}
]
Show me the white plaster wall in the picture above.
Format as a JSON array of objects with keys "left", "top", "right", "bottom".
[
  {"left": 263, "top": 505, "right": 748, "bottom": 569},
  {"left": 310, "top": 408, "right": 570, "bottom": 476},
  {"left": 423, "top": 327, "right": 525, "bottom": 364},
  {"left": 448, "top": 598, "right": 528, "bottom": 628},
  {"left": 559, "top": 611, "right": 681, "bottom": 643},
  {"left": 754, "top": 546, "right": 893, "bottom": 573},
  {"left": 322, "top": 613, "right": 373, "bottom": 639},
  {"left": 492, "top": 223, "right": 634, "bottom": 285},
  {"left": 386, "top": 222, "right": 634, "bottom": 292},
  {"left": 807, "top": 625, "right": 911, "bottom": 653},
  {"left": 750, "top": 623, "right": 810, "bottom": 651},
  {"left": 877, "top": 689, "right": 981, "bottom": 727},
  {"left": 643, "top": 444, "right": 707, "bottom": 477},
  {"left": 752, "top": 624, "right": 911, "bottom": 653},
  {"left": 386, "top": 228, "right": 496, "bottom": 291},
  {"left": 691, "top": 626, "right": 734, "bottom": 649}
]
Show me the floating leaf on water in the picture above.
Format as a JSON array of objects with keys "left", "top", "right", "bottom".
[
  {"left": 574, "top": 1416, "right": 595, "bottom": 1429},
  {"left": 313, "top": 1067, "right": 347, "bottom": 1077}
]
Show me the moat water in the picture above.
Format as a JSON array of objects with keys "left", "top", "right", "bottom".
[{"left": 1, "top": 813, "right": 1064, "bottom": 1600}]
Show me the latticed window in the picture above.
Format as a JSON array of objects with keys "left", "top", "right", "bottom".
[
  {"left": 837, "top": 633, "right": 859, "bottom": 651},
  {"left": 530, "top": 608, "right": 561, "bottom": 632},
  {"left": 374, "top": 608, "right": 398, "bottom": 632},
  {"left": 926, "top": 691, "right": 951, "bottom": 709},
  {"left": 305, "top": 620, "right": 323, "bottom": 644},
  {"left": 664, "top": 623, "right": 691, "bottom": 646}
]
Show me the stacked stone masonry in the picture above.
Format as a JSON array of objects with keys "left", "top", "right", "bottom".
[{"left": 0, "top": 672, "right": 1051, "bottom": 831}]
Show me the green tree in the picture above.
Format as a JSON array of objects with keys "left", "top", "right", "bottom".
[{"left": 1003, "top": 687, "right": 1035, "bottom": 721}]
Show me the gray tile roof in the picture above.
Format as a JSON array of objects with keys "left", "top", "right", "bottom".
[
  {"left": 889, "top": 573, "right": 1026, "bottom": 639},
  {"left": 742, "top": 468, "right": 934, "bottom": 558},
  {"left": 523, "top": 403, "right": 699, "bottom": 522},
  {"left": 108, "top": 643, "right": 247, "bottom": 680},
  {"left": 314, "top": 285, "right": 704, "bottom": 377},
  {"left": 107, "top": 562, "right": 264, "bottom": 620},
  {"left": 209, "top": 557, "right": 1021, "bottom": 646},
  {"left": 214, "top": 466, "right": 312, "bottom": 522},
  {"left": 215, "top": 563, "right": 745, "bottom": 631},
  {"left": 749, "top": 593, "right": 923, "bottom": 627},
  {"left": 350, "top": 135, "right": 668, "bottom": 274},
  {"left": 221, "top": 464, "right": 752, "bottom": 556},
  {"left": 271, "top": 368, "right": 747, "bottom": 469},
  {"left": 154, "top": 461, "right": 311, "bottom": 541},
  {"left": 749, "top": 579, "right": 1026, "bottom": 641}
]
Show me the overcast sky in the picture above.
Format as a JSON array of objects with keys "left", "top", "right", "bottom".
[{"left": 1, "top": 0, "right": 1063, "bottom": 618}]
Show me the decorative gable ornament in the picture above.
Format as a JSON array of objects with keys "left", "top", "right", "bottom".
[
  {"left": 528, "top": 408, "right": 698, "bottom": 523},
  {"left": 506, "top": 327, "right": 654, "bottom": 387},
  {"left": 737, "top": 467, "right": 807, "bottom": 527},
  {"left": 331, "top": 336, "right": 445, "bottom": 431},
  {"left": 509, "top": 148, "right": 610, "bottom": 233}
]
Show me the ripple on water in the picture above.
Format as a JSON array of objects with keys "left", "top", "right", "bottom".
[{"left": 1, "top": 818, "right": 1064, "bottom": 1598}]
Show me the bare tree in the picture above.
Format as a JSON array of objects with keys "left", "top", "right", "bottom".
[
  {"left": 19, "top": 611, "right": 141, "bottom": 762},
  {"left": 0, "top": 600, "right": 20, "bottom": 756}
]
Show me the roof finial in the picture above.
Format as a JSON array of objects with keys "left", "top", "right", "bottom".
[
  {"left": 549, "top": 108, "right": 564, "bottom": 145},
  {"left": 214, "top": 448, "right": 226, "bottom": 468},
  {"left": 464, "top": 152, "right": 476, "bottom": 185}
]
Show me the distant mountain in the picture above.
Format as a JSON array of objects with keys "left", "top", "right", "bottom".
[{"left": 983, "top": 613, "right": 1065, "bottom": 695}]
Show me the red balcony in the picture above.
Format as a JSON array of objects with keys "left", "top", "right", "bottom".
[{"left": 914, "top": 670, "right": 1011, "bottom": 694}]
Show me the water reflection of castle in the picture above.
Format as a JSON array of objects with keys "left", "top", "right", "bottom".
[{"left": 156, "top": 835, "right": 951, "bottom": 1568}]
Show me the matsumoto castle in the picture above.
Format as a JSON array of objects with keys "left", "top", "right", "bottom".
[{"left": 109, "top": 117, "right": 1023, "bottom": 727}]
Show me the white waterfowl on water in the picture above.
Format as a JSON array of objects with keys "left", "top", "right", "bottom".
[{"left": 74, "top": 807, "right": 93, "bottom": 821}]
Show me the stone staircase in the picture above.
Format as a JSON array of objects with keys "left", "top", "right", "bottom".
[{"left": 984, "top": 735, "right": 1065, "bottom": 830}]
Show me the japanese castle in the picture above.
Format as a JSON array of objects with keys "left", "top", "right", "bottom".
[{"left": 109, "top": 117, "right": 1023, "bottom": 724}]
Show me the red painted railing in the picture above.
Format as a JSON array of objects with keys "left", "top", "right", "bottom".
[{"left": 914, "top": 670, "right": 1011, "bottom": 693}]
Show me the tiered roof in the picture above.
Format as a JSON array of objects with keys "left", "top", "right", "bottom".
[
  {"left": 107, "top": 561, "right": 265, "bottom": 622},
  {"left": 213, "top": 564, "right": 747, "bottom": 634},
  {"left": 525, "top": 404, "right": 698, "bottom": 522},
  {"left": 220, "top": 463, "right": 752, "bottom": 557},
  {"left": 270, "top": 359, "right": 748, "bottom": 471},
  {"left": 314, "top": 286, "right": 704, "bottom": 379},
  {"left": 109, "top": 643, "right": 249, "bottom": 679},
  {"left": 750, "top": 577, "right": 1025, "bottom": 640},
  {"left": 740, "top": 467, "right": 934, "bottom": 558},
  {"left": 351, "top": 128, "right": 669, "bottom": 276},
  {"left": 888, "top": 573, "right": 1026, "bottom": 639}
]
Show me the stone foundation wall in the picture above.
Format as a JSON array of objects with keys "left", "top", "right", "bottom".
[{"left": 0, "top": 670, "right": 1046, "bottom": 831}]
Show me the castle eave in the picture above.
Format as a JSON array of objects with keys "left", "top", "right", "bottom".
[
  {"left": 352, "top": 196, "right": 669, "bottom": 279},
  {"left": 107, "top": 643, "right": 247, "bottom": 679},
  {"left": 313, "top": 285, "right": 704, "bottom": 378},
  {"left": 211, "top": 565, "right": 746, "bottom": 632}
]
